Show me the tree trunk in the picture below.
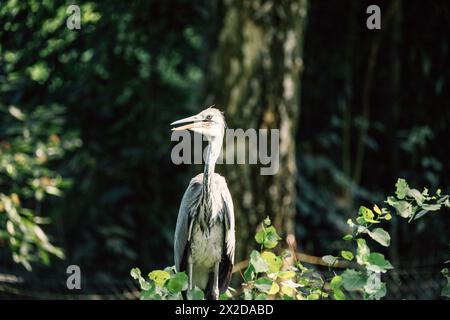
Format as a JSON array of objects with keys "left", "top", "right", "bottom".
[{"left": 207, "top": 0, "right": 308, "bottom": 261}]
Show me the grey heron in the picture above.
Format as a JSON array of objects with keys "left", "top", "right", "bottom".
[{"left": 171, "top": 107, "right": 235, "bottom": 300}]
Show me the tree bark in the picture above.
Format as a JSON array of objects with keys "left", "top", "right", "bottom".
[{"left": 207, "top": 0, "right": 308, "bottom": 261}]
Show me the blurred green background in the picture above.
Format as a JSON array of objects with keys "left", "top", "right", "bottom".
[{"left": 0, "top": 0, "right": 449, "bottom": 298}]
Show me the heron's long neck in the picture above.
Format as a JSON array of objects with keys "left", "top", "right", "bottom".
[{"left": 202, "top": 134, "right": 223, "bottom": 202}]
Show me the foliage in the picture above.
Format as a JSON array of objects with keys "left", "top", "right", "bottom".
[
  {"left": 324, "top": 204, "right": 393, "bottom": 300},
  {"left": 1, "top": 0, "right": 209, "bottom": 277},
  {"left": 386, "top": 178, "right": 450, "bottom": 222},
  {"left": 241, "top": 217, "right": 327, "bottom": 300},
  {"left": 0, "top": 105, "right": 80, "bottom": 270},
  {"left": 132, "top": 217, "right": 328, "bottom": 300},
  {"left": 131, "top": 266, "right": 205, "bottom": 300},
  {"left": 131, "top": 178, "right": 448, "bottom": 300},
  {"left": 324, "top": 178, "right": 449, "bottom": 300},
  {"left": 390, "top": 178, "right": 449, "bottom": 299}
]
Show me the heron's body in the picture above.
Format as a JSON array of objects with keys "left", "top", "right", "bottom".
[{"left": 172, "top": 107, "right": 235, "bottom": 300}]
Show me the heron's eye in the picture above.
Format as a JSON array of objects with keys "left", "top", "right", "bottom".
[{"left": 205, "top": 115, "right": 213, "bottom": 121}]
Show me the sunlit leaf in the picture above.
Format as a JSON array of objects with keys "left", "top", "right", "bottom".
[
  {"left": 368, "top": 228, "right": 391, "bottom": 247},
  {"left": 373, "top": 204, "right": 382, "bottom": 215},
  {"left": 267, "top": 282, "right": 279, "bottom": 295},
  {"left": 187, "top": 287, "right": 204, "bottom": 300},
  {"left": 322, "top": 255, "right": 338, "bottom": 266},
  {"left": 254, "top": 277, "right": 273, "bottom": 293},
  {"left": 366, "top": 253, "right": 393, "bottom": 272},
  {"left": 340, "top": 250, "right": 354, "bottom": 261},
  {"left": 356, "top": 239, "right": 370, "bottom": 264},
  {"left": 278, "top": 271, "right": 296, "bottom": 280},
  {"left": 149, "top": 270, "right": 170, "bottom": 287},
  {"left": 250, "top": 250, "right": 269, "bottom": 273},
  {"left": 343, "top": 234, "right": 353, "bottom": 241},
  {"left": 261, "top": 251, "right": 282, "bottom": 273},
  {"left": 342, "top": 269, "right": 367, "bottom": 291},
  {"left": 395, "top": 178, "right": 409, "bottom": 199},
  {"left": 306, "top": 293, "right": 320, "bottom": 300},
  {"left": 330, "top": 275, "right": 343, "bottom": 290},
  {"left": 167, "top": 272, "right": 188, "bottom": 293}
]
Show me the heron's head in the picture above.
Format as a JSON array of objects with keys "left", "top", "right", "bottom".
[{"left": 171, "top": 106, "right": 226, "bottom": 141}]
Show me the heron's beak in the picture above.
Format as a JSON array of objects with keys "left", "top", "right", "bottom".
[{"left": 170, "top": 115, "right": 203, "bottom": 131}]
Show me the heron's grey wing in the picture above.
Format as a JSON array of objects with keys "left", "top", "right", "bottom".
[
  {"left": 174, "top": 177, "right": 202, "bottom": 272},
  {"left": 219, "top": 180, "right": 235, "bottom": 293}
]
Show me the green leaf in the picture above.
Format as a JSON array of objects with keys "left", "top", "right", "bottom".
[
  {"left": 255, "top": 225, "right": 281, "bottom": 249},
  {"left": 333, "top": 289, "right": 346, "bottom": 300},
  {"left": 341, "top": 250, "right": 354, "bottom": 261},
  {"left": 342, "top": 269, "right": 367, "bottom": 291},
  {"left": 131, "top": 267, "right": 151, "bottom": 290},
  {"left": 364, "top": 273, "right": 382, "bottom": 295},
  {"left": 164, "top": 266, "right": 176, "bottom": 274},
  {"left": 306, "top": 293, "right": 320, "bottom": 300},
  {"left": 322, "top": 255, "right": 338, "bottom": 266},
  {"left": 384, "top": 213, "right": 392, "bottom": 221},
  {"left": 389, "top": 199, "right": 413, "bottom": 218},
  {"left": 167, "top": 272, "right": 188, "bottom": 293},
  {"left": 386, "top": 196, "right": 398, "bottom": 206},
  {"left": 347, "top": 219, "right": 355, "bottom": 227},
  {"left": 254, "top": 277, "right": 273, "bottom": 293},
  {"left": 330, "top": 275, "right": 343, "bottom": 290},
  {"left": 343, "top": 234, "right": 353, "bottom": 241},
  {"left": 130, "top": 267, "right": 141, "bottom": 280},
  {"left": 356, "top": 238, "right": 370, "bottom": 264},
  {"left": 27, "top": 62, "right": 50, "bottom": 83},
  {"left": 373, "top": 205, "right": 382, "bottom": 215},
  {"left": 278, "top": 271, "right": 296, "bottom": 280},
  {"left": 262, "top": 226, "right": 282, "bottom": 249},
  {"left": 395, "top": 178, "right": 409, "bottom": 199},
  {"left": 219, "top": 292, "right": 230, "bottom": 300},
  {"left": 371, "top": 283, "right": 387, "bottom": 300},
  {"left": 255, "top": 230, "right": 264, "bottom": 244},
  {"left": 261, "top": 251, "right": 282, "bottom": 273},
  {"left": 243, "top": 288, "right": 253, "bottom": 300},
  {"left": 243, "top": 264, "right": 255, "bottom": 281},
  {"left": 255, "top": 293, "right": 268, "bottom": 300},
  {"left": 149, "top": 270, "right": 170, "bottom": 287},
  {"left": 408, "top": 188, "right": 424, "bottom": 204},
  {"left": 412, "top": 210, "right": 428, "bottom": 220},
  {"left": 366, "top": 253, "right": 393, "bottom": 273},
  {"left": 364, "top": 273, "right": 387, "bottom": 300},
  {"left": 359, "top": 206, "right": 375, "bottom": 222},
  {"left": 140, "top": 282, "right": 157, "bottom": 300},
  {"left": 356, "top": 216, "right": 367, "bottom": 225},
  {"left": 420, "top": 203, "right": 441, "bottom": 211},
  {"left": 368, "top": 228, "right": 391, "bottom": 247},
  {"left": 187, "top": 287, "right": 204, "bottom": 300},
  {"left": 264, "top": 217, "right": 271, "bottom": 226},
  {"left": 250, "top": 250, "right": 269, "bottom": 273},
  {"left": 267, "top": 282, "right": 280, "bottom": 295}
]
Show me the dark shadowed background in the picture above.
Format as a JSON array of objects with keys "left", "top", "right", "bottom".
[{"left": 0, "top": 0, "right": 449, "bottom": 299}]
